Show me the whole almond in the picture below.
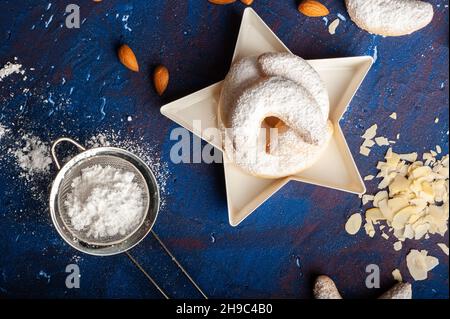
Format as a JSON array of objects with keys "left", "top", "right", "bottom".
[
  {"left": 118, "top": 44, "right": 139, "bottom": 72},
  {"left": 208, "top": 0, "right": 236, "bottom": 4},
  {"left": 298, "top": 0, "right": 329, "bottom": 17},
  {"left": 154, "top": 65, "right": 169, "bottom": 96},
  {"left": 240, "top": 0, "right": 254, "bottom": 5}
]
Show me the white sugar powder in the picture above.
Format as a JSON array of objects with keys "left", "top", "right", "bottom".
[
  {"left": 0, "top": 123, "right": 8, "bottom": 140},
  {"left": 65, "top": 165, "right": 145, "bottom": 239},
  {"left": 0, "top": 61, "right": 24, "bottom": 81},
  {"left": 13, "top": 134, "right": 52, "bottom": 180},
  {"left": 87, "top": 132, "right": 169, "bottom": 207}
]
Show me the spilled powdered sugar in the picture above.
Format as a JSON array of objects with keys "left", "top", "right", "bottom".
[
  {"left": 0, "top": 123, "right": 8, "bottom": 140},
  {"left": 1, "top": 56, "right": 168, "bottom": 262},
  {"left": 11, "top": 134, "right": 52, "bottom": 181},
  {"left": 0, "top": 60, "right": 24, "bottom": 81},
  {"left": 0, "top": 126, "right": 169, "bottom": 211},
  {"left": 1, "top": 58, "right": 72, "bottom": 117}
]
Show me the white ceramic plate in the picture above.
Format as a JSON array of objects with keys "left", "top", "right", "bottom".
[{"left": 161, "top": 8, "right": 372, "bottom": 226}]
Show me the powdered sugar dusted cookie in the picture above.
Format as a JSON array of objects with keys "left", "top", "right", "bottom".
[
  {"left": 218, "top": 56, "right": 262, "bottom": 130},
  {"left": 229, "top": 77, "right": 332, "bottom": 178},
  {"left": 258, "top": 52, "right": 329, "bottom": 121},
  {"left": 219, "top": 53, "right": 333, "bottom": 179},
  {"left": 346, "top": 0, "right": 434, "bottom": 36}
]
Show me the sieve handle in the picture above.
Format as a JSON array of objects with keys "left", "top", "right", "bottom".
[{"left": 51, "top": 137, "right": 86, "bottom": 170}]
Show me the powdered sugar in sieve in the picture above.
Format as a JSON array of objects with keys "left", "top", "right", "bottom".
[{"left": 63, "top": 163, "right": 148, "bottom": 242}]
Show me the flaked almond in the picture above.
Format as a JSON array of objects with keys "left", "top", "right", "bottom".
[
  {"left": 118, "top": 44, "right": 139, "bottom": 72},
  {"left": 208, "top": 0, "right": 236, "bottom": 4},
  {"left": 298, "top": 0, "right": 329, "bottom": 17},
  {"left": 240, "top": 0, "right": 254, "bottom": 5},
  {"left": 154, "top": 65, "right": 169, "bottom": 96}
]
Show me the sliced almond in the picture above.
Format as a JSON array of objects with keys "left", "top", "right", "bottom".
[
  {"left": 389, "top": 175, "right": 410, "bottom": 195},
  {"left": 362, "top": 194, "right": 374, "bottom": 206},
  {"left": 364, "top": 221, "right": 376, "bottom": 237},
  {"left": 362, "top": 124, "right": 378, "bottom": 140},
  {"left": 387, "top": 197, "right": 409, "bottom": 215},
  {"left": 437, "top": 243, "right": 449, "bottom": 256},
  {"left": 360, "top": 145, "right": 371, "bottom": 156},
  {"left": 378, "top": 199, "right": 394, "bottom": 221},
  {"left": 372, "top": 191, "right": 388, "bottom": 207},
  {"left": 406, "top": 250, "right": 439, "bottom": 281},
  {"left": 328, "top": 18, "right": 340, "bottom": 35},
  {"left": 375, "top": 136, "right": 390, "bottom": 146},
  {"left": 362, "top": 139, "right": 375, "bottom": 148},
  {"left": 399, "top": 152, "right": 418, "bottom": 163},
  {"left": 392, "top": 269, "right": 402, "bottom": 282},
  {"left": 366, "top": 207, "right": 385, "bottom": 223},
  {"left": 345, "top": 213, "right": 362, "bottom": 235},
  {"left": 393, "top": 241, "right": 402, "bottom": 251},
  {"left": 392, "top": 206, "right": 420, "bottom": 230}
]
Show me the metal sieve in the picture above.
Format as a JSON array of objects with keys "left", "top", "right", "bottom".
[
  {"left": 49, "top": 137, "right": 207, "bottom": 299},
  {"left": 49, "top": 138, "right": 159, "bottom": 255}
]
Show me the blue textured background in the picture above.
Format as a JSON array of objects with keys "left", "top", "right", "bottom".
[{"left": 0, "top": 0, "right": 448, "bottom": 299}]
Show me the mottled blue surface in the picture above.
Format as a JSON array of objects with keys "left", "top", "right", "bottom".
[{"left": 0, "top": 0, "right": 448, "bottom": 299}]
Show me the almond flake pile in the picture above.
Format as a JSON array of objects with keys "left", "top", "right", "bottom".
[{"left": 362, "top": 148, "right": 448, "bottom": 245}]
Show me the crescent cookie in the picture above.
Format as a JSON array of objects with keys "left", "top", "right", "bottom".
[
  {"left": 230, "top": 77, "right": 333, "bottom": 178},
  {"left": 345, "top": 0, "right": 434, "bottom": 36},
  {"left": 218, "top": 56, "right": 262, "bottom": 131},
  {"left": 219, "top": 53, "right": 333, "bottom": 179},
  {"left": 258, "top": 52, "right": 330, "bottom": 121}
]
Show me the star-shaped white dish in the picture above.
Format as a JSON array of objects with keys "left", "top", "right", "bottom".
[{"left": 161, "top": 8, "right": 373, "bottom": 226}]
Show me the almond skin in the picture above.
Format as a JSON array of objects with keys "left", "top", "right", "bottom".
[
  {"left": 154, "top": 65, "right": 169, "bottom": 96},
  {"left": 298, "top": 0, "right": 329, "bottom": 17},
  {"left": 240, "top": 0, "right": 254, "bottom": 5},
  {"left": 208, "top": 0, "right": 236, "bottom": 4},
  {"left": 118, "top": 44, "right": 139, "bottom": 72}
]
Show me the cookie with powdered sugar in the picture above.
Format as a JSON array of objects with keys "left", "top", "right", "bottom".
[
  {"left": 230, "top": 76, "right": 333, "bottom": 178},
  {"left": 345, "top": 0, "right": 434, "bottom": 36},
  {"left": 258, "top": 52, "right": 330, "bottom": 121},
  {"left": 219, "top": 54, "right": 333, "bottom": 179},
  {"left": 218, "top": 56, "right": 262, "bottom": 130}
]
